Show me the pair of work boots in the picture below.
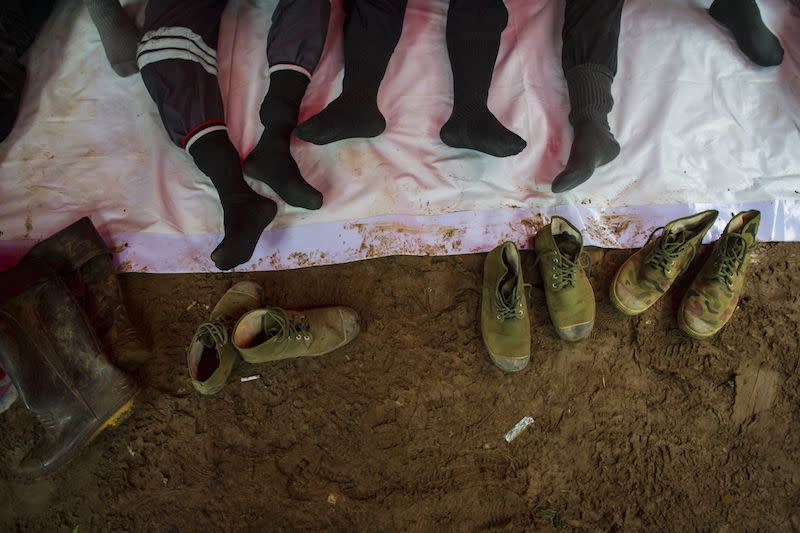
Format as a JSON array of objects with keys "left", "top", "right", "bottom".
[
  {"left": 482, "top": 216, "right": 595, "bottom": 372},
  {"left": 0, "top": 217, "right": 150, "bottom": 476},
  {"left": 188, "top": 282, "right": 360, "bottom": 395},
  {"left": 610, "top": 209, "right": 760, "bottom": 338}
]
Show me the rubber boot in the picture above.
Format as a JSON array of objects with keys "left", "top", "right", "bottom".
[
  {"left": 0, "top": 258, "right": 137, "bottom": 476},
  {"left": 25, "top": 217, "right": 150, "bottom": 371}
]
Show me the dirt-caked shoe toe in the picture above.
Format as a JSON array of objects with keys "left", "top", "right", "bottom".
[
  {"left": 233, "top": 306, "right": 360, "bottom": 364},
  {"left": 481, "top": 242, "right": 531, "bottom": 372},
  {"left": 187, "top": 281, "right": 264, "bottom": 395},
  {"left": 535, "top": 216, "right": 595, "bottom": 341},
  {"left": 679, "top": 210, "right": 760, "bottom": 339},
  {"left": 610, "top": 210, "right": 718, "bottom": 316}
]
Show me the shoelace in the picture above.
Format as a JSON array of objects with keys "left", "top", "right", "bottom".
[
  {"left": 262, "top": 307, "right": 311, "bottom": 341},
  {"left": 495, "top": 283, "right": 531, "bottom": 320},
  {"left": 534, "top": 251, "right": 592, "bottom": 291},
  {"left": 712, "top": 234, "right": 747, "bottom": 290},
  {"left": 644, "top": 227, "right": 694, "bottom": 275},
  {"left": 192, "top": 320, "right": 228, "bottom": 349}
]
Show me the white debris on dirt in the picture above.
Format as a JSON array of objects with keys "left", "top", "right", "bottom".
[
  {"left": 504, "top": 416, "right": 535, "bottom": 443},
  {"left": 240, "top": 375, "right": 261, "bottom": 383}
]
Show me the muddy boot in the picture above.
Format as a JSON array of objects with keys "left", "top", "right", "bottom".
[
  {"left": 233, "top": 306, "right": 360, "bottom": 364},
  {"left": 535, "top": 217, "right": 595, "bottom": 341},
  {"left": 481, "top": 242, "right": 531, "bottom": 372},
  {"left": 0, "top": 259, "right": 137, "bottom": 476},
  {"left": 25, "top": 217, "right": 150, "bottom": 371},
  {"left": 610, "top": 210, "right": 718, "bottom": 316},
  {"left": 679, "top": 210, "right": 760, "bottom": 339},
  {"left": 187, "top": 281, "right": 264, "bottom": 395}
]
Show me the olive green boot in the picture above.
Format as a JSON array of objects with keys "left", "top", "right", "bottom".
[
  {"left": 187, "top": 281, "right": 264, "bottom": 395},
  {"left": 679, "top": 210, "right": 760, "bottom": 339},
  {"left": 610, "top": 210, "right": 718, "bottom": 315},
  {"left": 481, "top": 242, "right": 531, "bottom": 372},
  {"left": 233, "top": 306, "right": 360, "bottom": 363},
  {"left": 534, "top": 216, "right": 595, "bottom": 341}
]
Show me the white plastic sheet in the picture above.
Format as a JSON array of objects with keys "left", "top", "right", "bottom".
[{"left": 0, "top": 0, "right": 798, "bottom": 272}]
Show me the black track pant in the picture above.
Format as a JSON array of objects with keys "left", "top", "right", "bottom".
[
  {"left": 339, "top": 0, "right": 509, "bottom": 52},
  {"left": 137, "top": 0, "right": 329, "bottom": 151},
  {"left": 562, "top": 0, "right": 624, "bottom": 78}
]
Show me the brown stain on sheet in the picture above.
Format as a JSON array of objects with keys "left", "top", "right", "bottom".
[{"left": 345, "top": 222, "right": 467, "bottom": 259}]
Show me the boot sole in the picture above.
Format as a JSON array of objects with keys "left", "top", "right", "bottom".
[
  {"left": 91, "top": 397, "right": 136, "bottom": 439},
  {"left": 16, "top": 390, "right": 137, "bottom": 479},
  {"left": 487, "top": 350, "right": 529, "bottom": 373},
  {"left": 555, "top": 320, "right": 594, "bottom": 342},
  {"left": 677, "top": 302, "right": 719, "bottom": 340},
  {"left": 608, "top": 278, "right": 648, "bottom": 316}
]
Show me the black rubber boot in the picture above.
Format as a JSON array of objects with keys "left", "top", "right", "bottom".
[
  {"left": 710, "top": 0, "right": 783, "bottom": 67},
  {"left": 0, "top": 259, "right": 137, "bottom": 477},
  {"left": 25, "top": 217, "right": 151, "bottom": 371},
  {"left": 243, "top": 70, "right": 323, "bottom": 210},
  {"left": 552, "top": 64, "right": 620, "bottom": 193}
]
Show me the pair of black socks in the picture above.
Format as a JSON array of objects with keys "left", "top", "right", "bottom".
[
  {"left": 191, "top": 70, "right": 322, "bottom": 271},
  {"left": 294, "top": 0, "right": 526, "bottom": 158}
]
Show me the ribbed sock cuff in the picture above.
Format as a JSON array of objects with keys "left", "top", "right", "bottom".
[
  {"left": 565, "top": 64, "right": 614, "bottom": 126},
  {"left": 260, "top": 69, "right": 309, "bottom": 126}
]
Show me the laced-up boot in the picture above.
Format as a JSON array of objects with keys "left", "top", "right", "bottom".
[
  {"left": 535, "top": 217, "right": 595, "bottom": 341},
  {"left": 233, "top": 306, "right": 360, "bottom": 364},
  {"left": 679, "top": 210, "right": 760, "bottom": 338},
  {"left": 187, "top": 281, "right": 264, "bottom": 395},
  {"left": 481, "top": 242, "right": 531, "bottom": 372},
  {"left": 610, "top": 210, "right": 718, "bottom": 315}
]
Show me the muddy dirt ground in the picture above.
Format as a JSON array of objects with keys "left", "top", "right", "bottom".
[{"left": 1, "top": 243, "right": 799, "bottom": 531}]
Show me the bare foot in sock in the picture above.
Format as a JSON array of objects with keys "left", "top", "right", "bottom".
[
  {"left": 440, "top": 105, "right": 526, "bottom": 158},
  {"left": 709, "top": 0, "right": 783, "bottom": 67},
  {"left": 243, "top": 148, "right": 322, "bottom": 210},
  {"left": 211, "top": 192, "right": 278, "bottom": 271},
  {"left": 294, "top": 95, "right": 386, "bottom": 145},
  {"left": 551, "top": 120, "right": 620, "bottom": 193}
]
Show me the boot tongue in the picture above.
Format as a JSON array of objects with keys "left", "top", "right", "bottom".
[
  {"left": 554, "top": 232, "right": 580, "bottom": 262},
  {"left": 499, "top": 249, "right": 517, "bottom": 302},
  {"left": 262, "top": 311, "right": 283, "bottom": 339},
  {"left": 194, "top": 321, "right": 228, "bottom": 349}
]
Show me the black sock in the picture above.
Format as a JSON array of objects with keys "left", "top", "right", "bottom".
[
  {"left": 243, "top": 70, "right": 322, "bottom": 210},
  {"left": 294, "top": 5, "right": 405, "bottom": 145},
  {"left": 552, "top": 65, "right": 620, "bottom": 194},
  {"left": 710, "top": 0, "right": 783, "bottom": 67},
  {"left": 439, "top": 1, "right": 526, "bottom": 158},
  {"left": 189, "top": 130, "right": 277, "bottom": 270},
  {"left": 0, "top": 0, "right": 56, "bottom": 142}
]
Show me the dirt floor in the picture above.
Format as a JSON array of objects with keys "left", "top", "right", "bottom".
[{"left": 1, "top": 242, "right": 800, "bottom": 531}]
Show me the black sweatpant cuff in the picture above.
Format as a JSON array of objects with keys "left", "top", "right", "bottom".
[{"left": 565, "top": 64, "right": 614, "bottom": 126}]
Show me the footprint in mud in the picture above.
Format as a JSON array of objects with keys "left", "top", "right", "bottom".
[
  {"left": 359, "top": 401, "right": 409, "bottom": 449},
  {"left": 731, "top": 362, "right": 783, "bottom": 425},
  {"left": 277, "top": 445, "right": 325, "bottom": 501}
]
